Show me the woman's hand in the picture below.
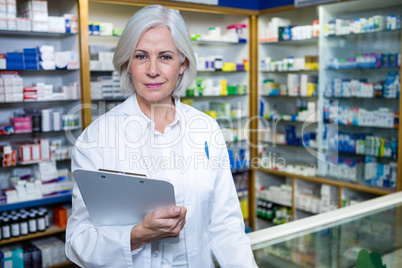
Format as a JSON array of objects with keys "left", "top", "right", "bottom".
[{"left": 130, "top": 206, "right": 187, "bottom": 250}]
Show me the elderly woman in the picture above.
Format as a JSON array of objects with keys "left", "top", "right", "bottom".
[{"left": 65, "top": 4, "right": 257, "bottom": 267}]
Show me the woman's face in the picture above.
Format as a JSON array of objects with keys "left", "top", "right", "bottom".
[{"left": 129, "top": 26, "right": 187, "bottom": 105}]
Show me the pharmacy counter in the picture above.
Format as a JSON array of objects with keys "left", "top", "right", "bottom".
[{"left": 248, "top": 191, "right": 402, "bottom": 267}]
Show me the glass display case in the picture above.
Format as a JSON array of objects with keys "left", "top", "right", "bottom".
[{"left": 249, "top": 191, "right": 402, "bottom": 267}]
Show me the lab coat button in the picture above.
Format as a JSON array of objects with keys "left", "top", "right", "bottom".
[{"left": 152, "top": 251, "right": 159, "bottom": 257}]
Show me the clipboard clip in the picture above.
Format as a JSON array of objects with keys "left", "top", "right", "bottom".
[{"left": 98, "top": 169, "right": 147, "bottom": 178}]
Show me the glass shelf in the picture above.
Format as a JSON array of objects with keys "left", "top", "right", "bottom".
[
  {"left": 89, "top": 34, "right": 119, "bottom": 38},
  {"left": 325, "top": 28, "right": 401, "bottom": 39},
  {"left": 0, "top": 99, "right": 80, "bottom": 105},
  {"left": 197, "top": 70, "right": 247, "bottom": 73},
  {"left": 261, "top": 70, "right": 318, "bottom": 74},
  {"left": 92, "top": 98, "right": 127, "bottom": 102},
  {"left": 260, "top": 95, "right": 318, "bottom": 99},
  {"left": 326, "top": 96, "right": 399, "bottom": 100},
  {"left": 216, "top": 116, "right": 249, "bottom": 122},
  {"left": 0, "top": 69, "right": 79, "bottom": 72},
  {"left": 256, "top": 168, "right": 395, "bottom": 195},
  {"left": 260, "top": 38, "right": 318, "bottom": 45},
  {"left": 324, "top": 122, "right": 398, "bottom": 130},
  {"left": 249, "top": 192, "right": 402, "bottom": 268},
  {"left": 258, "top": 197, "right": 292, "bottom": 208},
  {"left": 326, "top": 67, "right": 400, "bottom": 71},
  {"left": 191, "top": 39, "right": 246, "bottom": 45},
  {"left": 294, "top": 206, "right": 319, "bottom": 215},
  {"left": 181, "top": 94, "right": 248, "bottom": 99},
  {"left": 325, "top": 149, "right": 396, "bottom": 160},
  {"left": 90, "top": 69, "right": 115, "bottom": 72},
  {"left": 0, "top": 193, "right": 72, "bottom": 212},
  {"left": 0, "top": 30, "right": 77, "bottom": 38},
  {"left": 264, "top": 118, "right": 319, "bottom": 124},
  {"left": 261, "top": 141, "right": 317, "bottom": 150}
]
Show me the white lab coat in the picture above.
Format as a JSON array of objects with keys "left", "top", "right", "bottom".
[{"left": 65, "top": 94, "right": 258, "bottom": 267}]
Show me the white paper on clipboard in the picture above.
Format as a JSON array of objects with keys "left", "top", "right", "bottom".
[{"left": 73, "top": 169, "right": 177, "bottom": 227}]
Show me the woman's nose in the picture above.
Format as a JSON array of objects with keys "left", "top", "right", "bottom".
[{"left": 146, "top": 58, "right": 160, "bottom": 77}]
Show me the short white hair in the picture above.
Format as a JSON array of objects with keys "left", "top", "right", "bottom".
[{"left": 113, "top": 5, "right": 197, "bottom": 98}]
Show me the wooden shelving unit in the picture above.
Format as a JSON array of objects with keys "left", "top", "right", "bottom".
[{"left": 0, "top": 226, "right": 66, "bottom": 246}]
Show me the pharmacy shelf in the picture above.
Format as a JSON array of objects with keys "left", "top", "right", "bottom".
[
  {"left": 325, "top": 149, "right": 396, "bottom": 160},
  {"left": 294, "top": 206, "right": 319, "bottom": 215},
  {"left": 258, "top": 197, "right": 292, "bottom": 207},
  {"left": 89, "top": 34, "right": 119, "bottom": 38},
  {"left": 1, "top": 158, "right": 71, "bottom": 169},
  {"left": 0, "top": 127, "right": 82, "bottom": 138},
  {"left": 326, "top": 96, "right": 399, "bottom": 100},
  {"left": 49, "top": 261, "right": 74, "bottom": 268},
  {"left": 0, "top": 193, "right": 72, "bottom": 212},
  {"left": 191, "top": 39, "right": 246, "bottom": 45},
  {"left": 260, "top": 141, "right": 317, "bottom": 150},
  {"left": 90, "top": 69, "right": 115, "bottom": 72},
  {"left": 0, "top": 225, "right": 66, "bottom": 246},
  {"left": 91, "top": 98, "right": 127, "bottom": 102},
  {"left": 326, "top": 67, "right": 400, "bottom": 71},
  {"left": 325, "top": 28, "right": 401, "bottom": 39},
  {"left": 197, "top": 70, "right": 247, "bottom": 73},
  {"left": 0, "top": 30, "right": 77, "bottom": 38},
  {"left": 256, "top": 167, "right": 395, "bottom": 196},
  {"left": 260, "top": 95, "right": 318, "bottom": 99},
  {"left": 261, "top": 70, "right": 318, "bottom": 73},
  {"left": 216, "top": 115, "right": 249, "bottom": 122},
  {"left": 260, "top": 37, "right": 318, "bottom": 45},
  {"left": 265, "top": 118, "right": 319, "bottom": 124},
  {"left": 0, "top": 99, "right": 81, "bottom": 105},
  {"left": 181, "top": 94, "right": 248, "bottom": 99},
  {"left": 324, "top": 122, "right": 398, "bottom": 130},
  {"left": 0, "top": 69, "right": 79, "bottom": 72}
]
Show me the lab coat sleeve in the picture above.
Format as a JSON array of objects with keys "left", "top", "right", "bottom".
[
  {"left": 65, "top": 127, "right": 136, "bottom": 267},
  {"left": 208, "top": 126, "right": 258, "bottom": 267}
]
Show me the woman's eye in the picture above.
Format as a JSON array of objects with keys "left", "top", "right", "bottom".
[
  {"left": 160, "top": 55, "right": 172, "bottom": 60},
  {"left": 135, "top": 54, "right": 147, "bottom": 60}
]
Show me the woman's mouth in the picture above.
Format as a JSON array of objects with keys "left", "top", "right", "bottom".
[{"left": 145, "top": 83, "right": 164, "bottom": 89}]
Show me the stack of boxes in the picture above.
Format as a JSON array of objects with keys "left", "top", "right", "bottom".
[
  {"left": 31, "top": 237, "right": 68, "bottom": 267},
  {"left": 90, "top": 71, "right": 124, "bottom": 100},
  {"left": 55, "top": 50, "right": 79, "bottom": 70},
  {"left": 0, "top": 0, "right": 17, "bottom": 30},
  {"left": 2, "top": 46, "right": 79, "bottom": 71},
  {"left": 258, "top": 184, "right": 292, "bottom": 207},
  {"left": 5, "top": 52, "right": 24, "bottom": 70},
  {"left": 325, "top": 14, "right": 401, "bottom": 37},
  {"left": 34, "top": 161, "right": 73, "bottom": 197},
  {"left": 326, "top": 105, "right": 396, "bottom": 128},
  {"left": 90, "top": 51, "right": 114, "bottom": 71},
  {"left": 22, "top": 47, "right": 38, "bottom": 70},
  {"left": 19, "top": 0, "right": 48, "bottom": 32},
  {"left": 295, "top": 184, "right": 337, "bottom": 214},
  {"left": 0, "top": 0, "right": 78, "bottom": 32},
  {"left": 17, "top": 139, "right": 49, "bottom": 164},
  {"left": 0, "top": 0, "right": 15, "bottom": 30},
  {"left": 38, "top": 45, "right": 55, "bottom": 70},
  {"left": 0, "top": 72, "right": 23, "bottom": 102}
]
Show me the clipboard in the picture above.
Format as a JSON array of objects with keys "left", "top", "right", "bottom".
[{"left": 73, "top": 169, "right": 177, "bottom": 227}]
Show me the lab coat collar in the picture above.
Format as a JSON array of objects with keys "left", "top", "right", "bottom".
[{"left": 121, "top": 94, "right": 190, "bottom": 121}]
